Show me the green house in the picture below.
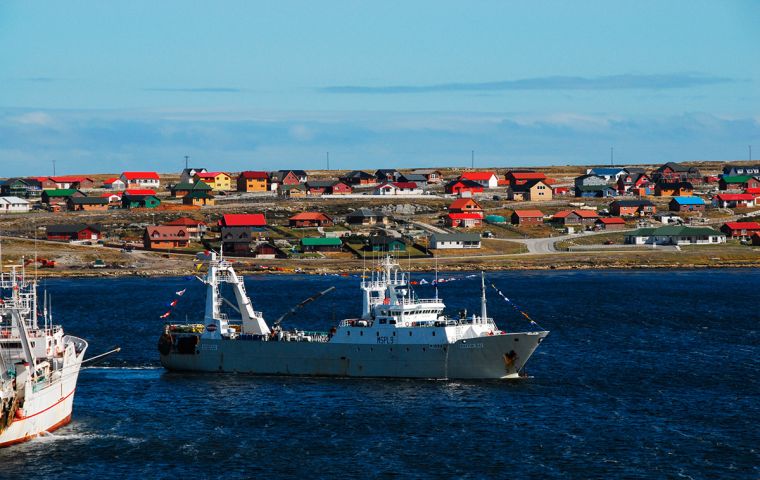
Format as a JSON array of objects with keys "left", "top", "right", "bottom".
[
  {"left": 41, "top": 189, "right": 84, "bottom": 204},
  {"left": 301, "top": 237, "right": 343, "bottom": 252},
  {"left": 122, "top": 194, "right": 161, "bottom": 209},
  {"left": 368, "top": 236, "right": 406, "bottom": 252}
]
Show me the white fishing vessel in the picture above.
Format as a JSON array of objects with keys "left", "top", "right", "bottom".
[
  {"left": 0, "top": 263, "right": 88, "bottom": 447},
  {"left": 159, "top": 254, "right": 548, "bottom": 379}
]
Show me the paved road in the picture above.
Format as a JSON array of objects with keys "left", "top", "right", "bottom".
[{"left": 491, "top": 229, "right": 636, "bottom": 254}]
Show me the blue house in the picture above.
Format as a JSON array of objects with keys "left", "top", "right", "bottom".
[
  {"left": 575, "top": 185, "right": 617, "bottom": 198},
  {"left": 586, "top": 168, "right": 625, "bottom": 182},
  {"left": 669, "top": 196, "right": 706, "bottom": 212}
]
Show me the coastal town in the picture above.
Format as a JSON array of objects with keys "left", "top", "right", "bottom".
[{"left": 1, "top": 160, "right": 759, "bottom": 275}]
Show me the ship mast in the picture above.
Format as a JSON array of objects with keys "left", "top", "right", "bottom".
[{"left": 480, "top": 271, "right": 487, "bottom": 324}]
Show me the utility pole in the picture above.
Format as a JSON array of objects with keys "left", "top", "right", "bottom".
[
  {"left": 750, "top": 145, "right": 752, "bottom": 161},
  {"left": 610, "top": 147, "right": 614, "bottom": 167},
  {"left": 185, "top": 155, "right": 189, "bottom": 169},
  {"left": 52, "top": 159, "right": 56, "bottom": 176},
  {"left": 326, "top": 152, "right": 330, "bottom": 170},
  {"left": 471, "top": 150, "right": 474, "bottom": 169}
]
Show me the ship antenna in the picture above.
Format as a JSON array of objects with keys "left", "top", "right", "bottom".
[{"left": 480, "top": 271, "right": 487, "bottom": 324}]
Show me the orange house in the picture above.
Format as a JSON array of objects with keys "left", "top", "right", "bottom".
[
  {"left": 237, "top": 171, "right": 269, "bottom": 192},
  {"left": 143, "top": 226, "right": 190, "bottom": 250}
]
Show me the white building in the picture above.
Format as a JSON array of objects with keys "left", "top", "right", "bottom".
[
  {"left": 0, "top": 196, "right": 31, "bottom": 213},
  {"left": 119, "top": 172, "right": 161, "bottom": 189},
  {"left": 429, "top": 233, "right": 481, "bottom": 249},
  {"left": 624, "top": 226, "right": 725, "bottom": 245},
  {"left": 373, "top": 182, "right": 423, "bottom": 195}
]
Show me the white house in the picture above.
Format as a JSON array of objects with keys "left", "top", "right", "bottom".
[
  {"left": 0, "top": 196, "right": 31, "bottom": 213},
  {"left": 120, "top": 171, "right": 161, "bottom": 189},
  {"left": 429, "top": 233, "right": 481, "bottom": 249},
  {"left": 624, "top": 226, "right": 725, "bottom": 245},
  {"left": 103, "top": 178, "right": 126, "bottom": 190},
  {"left": 180, "top": 167, "right": 207, "bottom": 183},
  {"left": 460, "top": 172, "right": 499, "bottom": 189},
  {"left": 373, "top": 182, "right": 423, "bottom": 195}
]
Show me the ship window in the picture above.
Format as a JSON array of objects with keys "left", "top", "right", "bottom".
[
  {"left": 360, "top": 331, "right": 363, "bottom": 336},
  {"left": 376, "top": 332, "right": 379, "bottom": 337},
  {"left": 389, "top": 320, "right": 396, "bottom": 325},
  {"left": 409, "top": 331, "right": 412, "bottom": 336},
  {"left": 432, "top": 331, "right": 436, "bottom": 336},
  {"left": 392, "top": 332, "right": 396, "bottom": 336},
  {"left": 347, "top": 331, "right": 350, "bottom": 336}
]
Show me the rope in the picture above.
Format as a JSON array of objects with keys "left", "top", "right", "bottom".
[{"left": 489, "top": 283, "right": 545, "bottom": 330}]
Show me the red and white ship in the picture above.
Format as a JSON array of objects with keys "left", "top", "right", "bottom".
[{"left": 0, "top": 263, "right": 87, "bottom": 447}]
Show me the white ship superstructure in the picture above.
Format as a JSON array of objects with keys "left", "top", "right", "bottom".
[
  {"left": 0, "top": 264, "right": 88, "bottom": 447},
  {"left": 159, "top": 254, "right": 548, "bottom": 379}
]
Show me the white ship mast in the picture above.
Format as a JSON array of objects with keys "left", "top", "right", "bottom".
[{"left": 201, "top": 252, "right": 270, "bottom": 338}]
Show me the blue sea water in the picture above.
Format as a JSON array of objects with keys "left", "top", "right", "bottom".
[{"left": 1, "top": 269, "right": 758, "bottom": 479}]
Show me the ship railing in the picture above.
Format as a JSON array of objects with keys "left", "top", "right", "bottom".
[
  {"left": 361, "top": 280, "right": 406, "bottom": 289},
  {"left": 398, "top": 298, "right": 443, "bottom": 305}
]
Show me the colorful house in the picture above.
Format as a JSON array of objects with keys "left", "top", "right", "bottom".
[
  {"left": 654, "top": 181, "right": 693, "bottom": 197},
  {"left": 553, "top": 210, "right": 599, "bottom": 226},
  {"left": 289, "top": 212, "right": 334, "bottom": 228},
  {"left": 712, "top": 193, "right": 757, "bottom": 209},
  {"left": 143, "top": 226, "right": 189, "bottom": 250},
  {"left": 575, "top": 185, "right": 616, "bottom": 198},
  {"left": 448, "top": 198, "right": 483, "bottom": 215},
  {"left": 220, "top": 213, "right": 267, "bottom": 228},
  {"left": 271, "top": 170, "right": 308, "bottom": 189},
  {"left": 504, "top": 171, "right": 546, "bottom": 187},
  {"left": 510, "top": 210, "right": 544, "bottom": 226},
  {"left": 340, "top": 170, "right": 375, "bottom": 186},
  {"left": 368, "top": 236, "right": 406, "bottom": 252},
  {"left": 610, "top": 199, "right": 656, "bottom": 217},
  {"left": 163, "top": 217, "right": 207, "bottom": 240},
  {"left": 49, "top": 176, "right": 96, "bottom": 190},
  {"left": 651, "top": 162, "right": 702, "bottom": 184},
  {"left": 508, "top": 180, "right": 553, "bottom": 201},
  {"left": 194, "top": 172, "right": 232, "bottom": 191},
  {"left": 373, "top": 182, "right": 422, "bottom": 195},
  {"left": 180, "top": 168, "right": 207, "bottom": 183},
  {"left": 445, "top": 213, "right": 483, "bottom": 228},
  {"left": 444, "top": 179, "right": 483, "bottom": 196},
  {"left": 346, "top": 208, "right": 389, "bottom": 226},
  {"left": 460, "top": 171, "right": 499, "bottom": 189},
  {"left": 122, "top": 193, "right": 161, "bottom": 209},
  {"left": 46, "top": 224, "right": 102, "bottom": 241},
  {"left": 182, "top": 191, "right": 215, "bottom": 206},
  {"left": 719, "top": 175, "right": 760, "bottom": 191},
  {"left": 66, "top": 196, "right": 110, "bottom": 211},
  {"left": 595, "top": 217, "right": 626, "bottom": 230},
  {"left": 723, "top": 165, "right": 760, "bottom": 176},
  {"left": 669, "top": 196, "right": 706, "bottom": 212},
  {"left": 616, "top": 173, "right": 650, "bottom": 194},
  {"left": 720, "top": 222, "right": 760, "bottom": 239},
  {"left": 301, "top": 237, "right": 343, "bottom": 253},
  {"left": 41, "top": 189, "right": 84, "bottom": 205},
  {"left": 120, "top": 172, "right": 161, "bottom": 189},
  {"left": 374, "top": 169, "right": 402, "bottom": 183},
  {"left": 103, "top": 178, "right": 126, "bottom": 190},
  {"left": 171, "top": 180, "right": 213, "bottom": 198},
  {"left": 410, "top": 169, "right": 443, "bottom": 184},
  {"left": 236, "top": 171, "right": 269, "bottom": 192},
  {"left": 0, "top": 196, "right": 31, "bottom": 213},
  {"left": 0, "top": 178, "right": 42, "bottom": 198}
]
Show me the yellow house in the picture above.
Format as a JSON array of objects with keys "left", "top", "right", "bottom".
[
  {"left": 237, "top": 171, "right": 269, "bottom": 192},
  {"left": 182, "top": 191, "right": 216, "bottom": 206},
  {"left": 508, "top": 180, "right": 553, "bottom": 202},
  {"left": 194, "top": 172, "right": 232, "bottom": 191}
]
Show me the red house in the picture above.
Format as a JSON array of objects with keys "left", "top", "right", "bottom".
[
  {"left": 445, "top": 213, "right": 483, "bottom": 228},
  {"left": 595, "top": 217, "right": 626, "bottom": 230},
  {"left": 46, "top": 224, "right": 102, "bottom": 241},
  {"left": 448, "top": 198, "right": 483, "bottom": 216},
  {"left": 219, "top": 213, "right": 267, "bottom": 228},
  {"left": 720, "top": 221, "right": 760, "bottom": 238},
  {"left": 289, "top": 212, "right": 334, "bottom": 228},
  {"left": 445, "top": 179, "right": 484, "bottom": 196},
  {"left": 510, "top": 210, "right": 544, "bottom": 226},
  {"left": 505, "top": 171, "right": 546, "bottom": 187},
  {"left": 460, "top": 171, "right": 498, "bottom": 189}
]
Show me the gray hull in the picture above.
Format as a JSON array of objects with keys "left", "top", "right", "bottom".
[{"left": 160, "top": 331, "right": 548, "bottom": 379}]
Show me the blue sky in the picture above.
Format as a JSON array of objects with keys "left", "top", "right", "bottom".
[{"left": 1, "top": 1, "right": 758, "bottom": 176}]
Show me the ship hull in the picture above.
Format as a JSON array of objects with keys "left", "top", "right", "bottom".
[
  {"left": 0, "top": 337, "right": 86, "bottom": 447},
  {"left": 160, "top": 331, "right": 548, "bottom": 379}
]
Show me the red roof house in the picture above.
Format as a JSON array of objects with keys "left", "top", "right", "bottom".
[
  {"left": 595, "top": 217, "right": 626, "bottom": 230},
  {"left": 220, "top": 213, "right": 267, "bottom": 227},
  {"left": 445, "top": 179, "right": 484, "bottom": 196},
  {"left": 720, "top": 221, "right": 760, "bottom": 238},
  {"left": 552, "top": 209, "right": 599, "bottom": 226},
  {"left": 120, "top": 171, "right": 161, "bottom": 188},
  {"left": 712, "top": 193, "right": 757, "bottom": 208},
  {"left": 444, "top": 212, "right": 483, "bottom": 228},
  {"left": 288, "top": 212, "right": 334, "bottom": 228},
  {"left": 505, "top": 171, "right": 546, "bottom": 186},
  {"left": 510, "top": 210, "right": 544, "bottom": 226},
  {"left": 460, "top": 172, "right": 498, "bottom": 188},
  {"left": 448, "top": 198, "right": 483, "bottom": 216},
  {"left": 124, "top": 189, "right": 157, "bottom": 196}
]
